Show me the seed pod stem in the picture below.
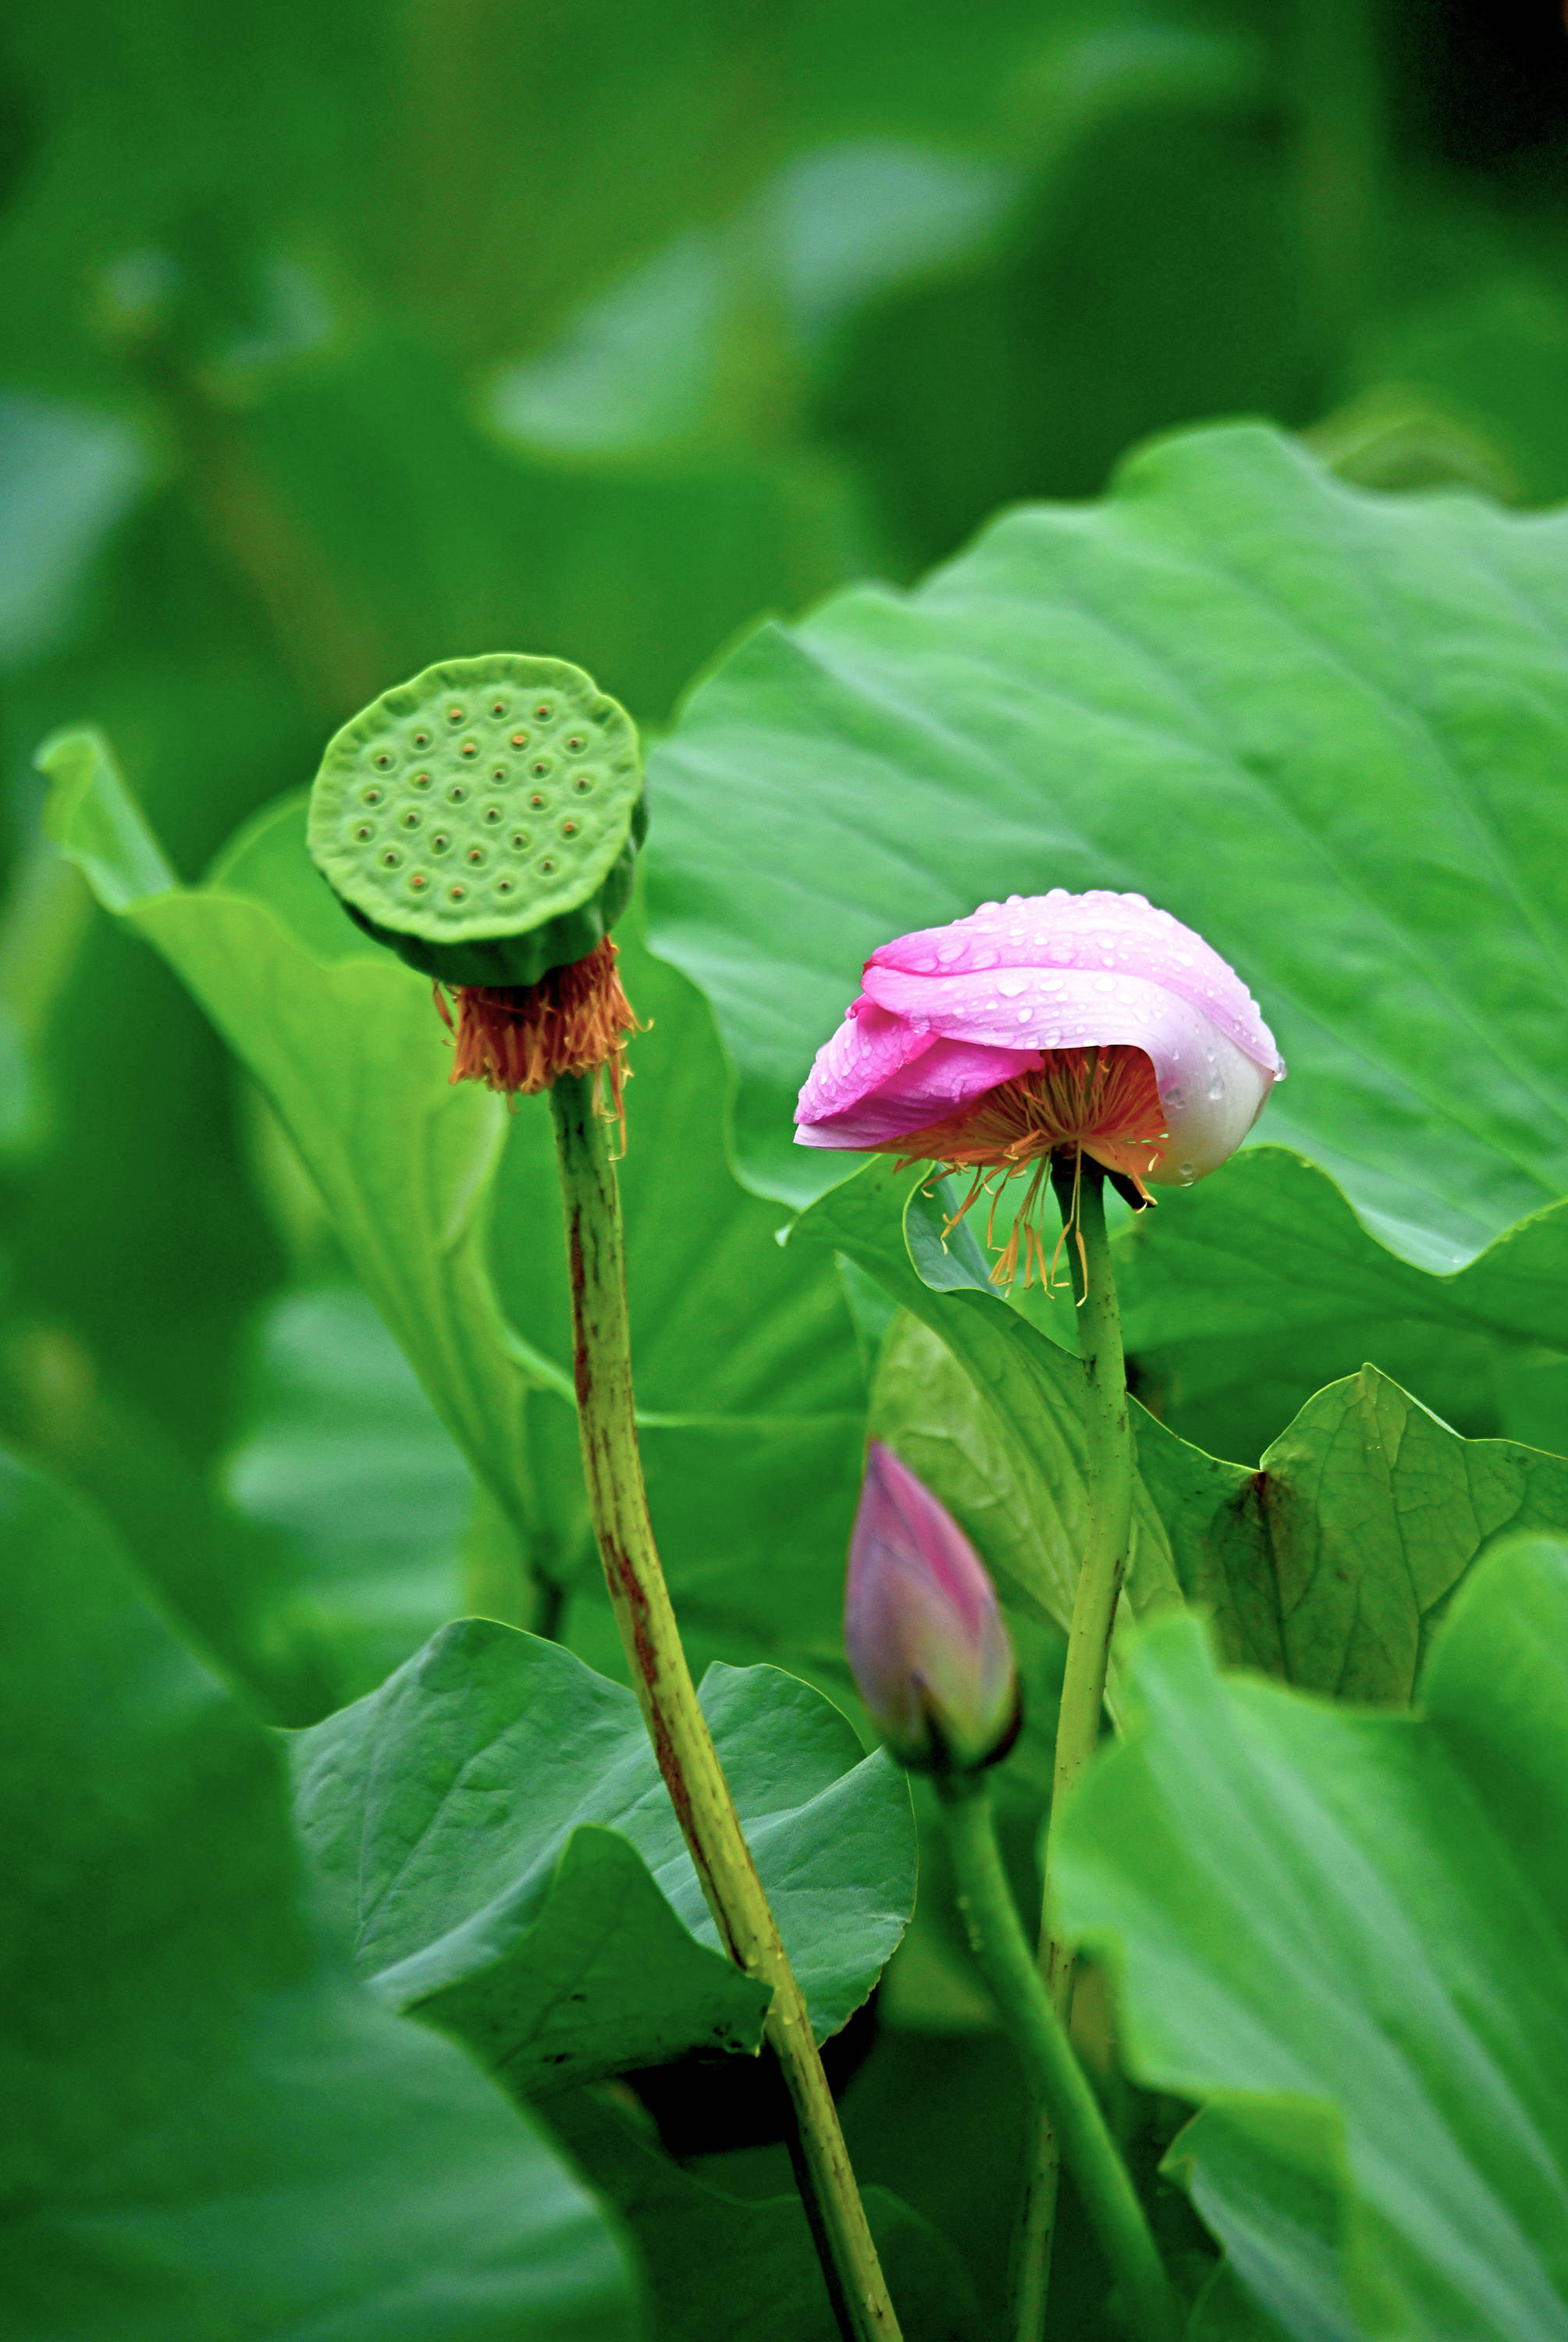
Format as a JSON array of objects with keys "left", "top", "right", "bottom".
[{"left": 549, "top": 1071, "right": 901, "bottom": 2342}]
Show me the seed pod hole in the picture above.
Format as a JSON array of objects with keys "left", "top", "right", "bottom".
[
  {"left": 490, "top": 699, "right": 507, "bottom": 717},
  {"left": 373, "top": 752, "right": 393, "bottom": 770},
  {"left": 534, "top": 703, "right": 552, "bottom": 720},
  {"left": 432, "top": 832, "right": 450, "bottom": 853},
  {"left": 410, "top": 873, "right": 427, "bottom": 889},
  {"left": 491, "top": 766, "right": 507, "bottom": 783},
  {"left": 510, "top": 831, "right": 529, "bottom": 849},
  {"left": 510, "top": 731, "right": 528, "bottom": 749},
  {"left": 530, "top": 760, "right": 549, "bottom": 777},
  {"left": 539, "top": 857, "right": 556, "bottom": 874},
  {"left": 496, "top": 877, "right": 514, "bottom": 895},
  {"left": 562, "top": 819, "right": 578, "bottom": 836},
  {"left": 466, "top": 846, "right": 484, "bottom": 865},
  {"left": 400, "top": 810, "right": 421, "bottom": 830},
  {"left": 460, "top": 741, "right": 478, "bottom": 760},
  {"left": 411, "top": 771, "right": 432, "bottom": 790},
  {"left": 529, "top": 792, "right": 546, "bottom": 809},
  {"left": 446, "top": 705, "right": 464, "bottom": 724},
  {"left": 412, "top": 730, "right": 430, "bottom": 749},
  {"left": 566, "top": 735, "right": 584, "bottom": 753},
  {"left": 354, "top": 823, "right": 372, "bottom": 841},
  {"left": 450, "top": 884, "right": 466, "bottom": 900},
  {"left": 362, "top": 787, "right": 383, "bottom": 805},
  {"left": 573, "top": 775, "right": 592, "bottom": 792},
  {"left": 483, "top": 806, "right": 503, "bottom": 824},
  {"left": 381, "top": 849, "right": 402, "bottom": 868},
  {"left": 447, "top": 785, "right": 466, "bottom": 803}
]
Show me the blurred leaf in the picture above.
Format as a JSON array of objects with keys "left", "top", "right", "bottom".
[
  {"left": 0, "top": 1445, "right": 635, "bottom": 2341},
  {"left": 1056, "top": 1533, "right": 1568, "bottom": 2342},
  {"left": 490, "top": 141, "right": 1018, "bottom": 461},
  {"left": 647, "top": 423, "right": 1568, "bottom": 1278},
  {"left": 549, "top": 2087, "right": 981, "bottom": 2342},
  {"left": 0, "top": 393, "right": 150, "bottom": 668},
  {"left": 290, "top": 1621, "right": 916, "bottom": 2084},
  {"left": 43, "top": 734, "right": 555, "bottom": 1605},
  {"left": 1346, "top": 268, "right": 1568, "bottom": 508},
  {"left": 222, "top": 1281, "right": 471, "bottom": 1704}
]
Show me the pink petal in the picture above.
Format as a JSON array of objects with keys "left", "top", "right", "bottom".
[
  {"left": 795, "top": 998, "right": 937, "bottom": 1127},
  {"left": 795, "top": 1034, "right": 1040, "bottom": 1150},
  {"left": 870, "top": 890, "right": 1282, "bottom": 1077},
  {"left": 861, "top": 959, "right": 1274, "bottom": 1181}
]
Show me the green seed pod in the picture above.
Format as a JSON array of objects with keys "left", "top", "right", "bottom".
[{"left": 307, "top": 653, "right": 646, "bottom": 988}]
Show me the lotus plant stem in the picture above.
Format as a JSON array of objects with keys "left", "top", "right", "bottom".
[
  {"left": 1014, "top": 1155, "right": 1136, "bottom": 2339},
  {"left": 549, "top": 1070, "right": 901, "bottom": 2342},
  {"left": 937, "top": 1772, "right": 1178, "bottom": 2342}
]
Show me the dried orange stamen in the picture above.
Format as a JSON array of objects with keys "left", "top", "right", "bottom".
[
  {"left": 889, "top": 1045, "right": 1167, "bottom": 1292},
  {"left": 436, "top": 938, "right": 644, "bottom": 1136}
]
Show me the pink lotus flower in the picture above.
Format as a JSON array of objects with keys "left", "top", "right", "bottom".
[
  {"left": 796, "top": 889, "right": 1282, "bottom": 1251},
  {"left": 845, "top": 1441, "right": 1019, "bottom": 1774}
]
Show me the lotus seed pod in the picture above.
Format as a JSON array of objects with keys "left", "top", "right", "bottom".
[{"left": 307, "top": 653, "right": 647, "bottom": 989}]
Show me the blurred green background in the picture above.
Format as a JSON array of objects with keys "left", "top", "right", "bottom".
[
  {"left": 9, "top": 5, "right": 1568, "bottom": 2326},
  {"left": 6, "top": 0, "right": 1568, "bottom": 1641},
  {"left": 0, "top": 5, "right": 1557, "bottom": 1528}
]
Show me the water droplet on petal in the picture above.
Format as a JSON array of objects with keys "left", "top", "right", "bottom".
[
  {"left": 1016, "top": 1007, "right": 1032, "bottom": 1024},
  {"left": 997, "top": 975, "right": 1025, "bottom": 998}
]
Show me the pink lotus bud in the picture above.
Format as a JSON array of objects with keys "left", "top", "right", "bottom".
[
  {"left": 795, "top": 889, "right": 1283, "bottom": 1280},
  {"left": 845, "top": 1441, "right": 1020, "bottom": 1774}
]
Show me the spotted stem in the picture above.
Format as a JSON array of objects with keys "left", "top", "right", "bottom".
[{"left": 549, "top": 1072, "right": 901, "bottom": 2342}]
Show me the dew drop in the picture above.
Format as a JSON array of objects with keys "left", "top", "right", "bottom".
[
  {"left": 1016, "top": 1007, "right": 1032, "bottom": 1024},
  {"left": 1207, "top": 1073, "right": 1225, "bottom": 1101},
  {"left": 997, "top": 975, "right": 1026, "bottom": 998}
]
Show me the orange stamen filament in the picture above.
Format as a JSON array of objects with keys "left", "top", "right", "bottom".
[
  {"left": 889, "top": 1046, "right": 1167, "bottom": 1294},
  {"left": 435, "top": 938, "right": 644, "bottom": 1142}
]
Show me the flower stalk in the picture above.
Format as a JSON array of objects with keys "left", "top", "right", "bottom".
[
  {"left": 1012, "top": 1155, "right": 1136, "bottom": 2340},
  {"left": 549, "top": 1071, "right": 901, "bottom": 2342},
  {"left": 936, "top": 1771, "right": 1178, "bottom": 2342}
]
